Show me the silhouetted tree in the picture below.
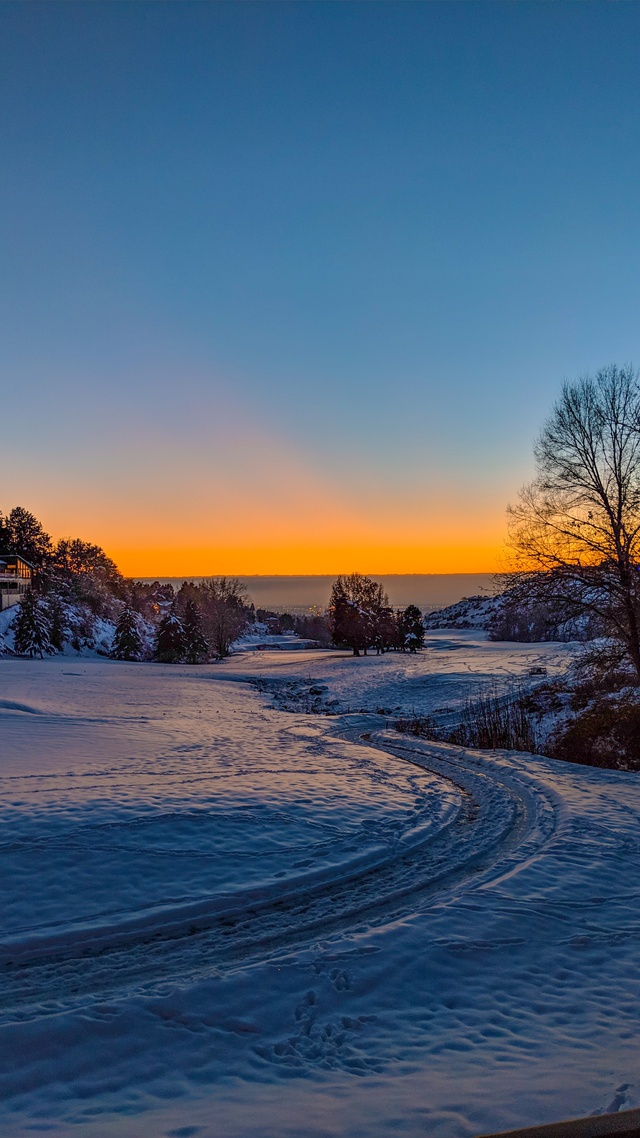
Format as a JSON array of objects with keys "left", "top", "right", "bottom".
[
  {"left": 0, "top": 506, "right": 52, "bottom": 566},
  {"left": 373, "top": 604, "right": 398, "bottom": 654},
  {"left": 198, "top": 577, "right": 249, "bottom": 657},
  {"left": 329, "top": 573, "right": 390, "bottom": 656},
  {"left": 49, "top": 538, "right": 124, "bottom": 616}
]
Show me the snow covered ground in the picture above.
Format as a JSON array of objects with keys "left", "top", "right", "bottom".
[
  {"left": 220, "top": 629, "right": 578, "bottom": 718},
  {"left": 0, "top": 636, "right": 639, "bottom": 1137}
]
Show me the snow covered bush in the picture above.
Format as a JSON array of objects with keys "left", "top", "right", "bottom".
[{"left": 397, "top": 605, "right": 425, "bottom": 652}]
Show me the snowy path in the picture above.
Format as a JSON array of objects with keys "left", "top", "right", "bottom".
[
  {"left": 0, "top": 722, "right": 558, "bottom": 1022},
  {"left": 0, "top": 648, "right": 639, "bottom": 1137}
]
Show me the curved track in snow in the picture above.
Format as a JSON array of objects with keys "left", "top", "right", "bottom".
[{"left": 0, "top": 722, "right": 561, "bottom": 1023}]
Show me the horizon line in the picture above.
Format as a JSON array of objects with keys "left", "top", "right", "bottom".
[{"left": 131, "top": 570, "right": 499, "bottom": 580}]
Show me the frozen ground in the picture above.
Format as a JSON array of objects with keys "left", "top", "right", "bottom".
[{"left": 0, "top": 636, "right": 639, "bottom": 1138}]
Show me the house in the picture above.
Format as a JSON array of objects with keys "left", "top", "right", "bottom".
[{"left": 0, "top": 554, "right": 33, "bottom": 611}]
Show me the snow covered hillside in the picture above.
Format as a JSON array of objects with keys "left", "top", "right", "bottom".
[
  {"left": 423, "top": 593, "right": 501, "bottom": 631},
  {"left": 0, "top": 602, "right": 117, "bottom": 658},
  {"left": 0, "top": 640, "right": 638, "bottom": 1137}
]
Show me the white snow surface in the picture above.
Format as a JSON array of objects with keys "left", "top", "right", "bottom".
[
  {"left": 221, "top": 629, "right": 577, "bottom": 718},
  {"left": 0, "top": 636, "right": 639, "bottom": 1137}
]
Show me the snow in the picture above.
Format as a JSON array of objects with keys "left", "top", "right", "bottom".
[
  {"left": 423, "top": 593, "right": 501, "bottom": 630},
  {"left": 0, "top": 605, "right": 116, "bottom": 658},
  {"left": 220, "top": 629, "right": 578, "bottom": 718},
  {"left": 236, "top": 628, "right": 321, "bottom": 651},
  {"left": 0, "top": 635, "right": 639, "bottom": 1137},
  {"left": 0, "top": 606, "right": 16, "bottom": 652}
]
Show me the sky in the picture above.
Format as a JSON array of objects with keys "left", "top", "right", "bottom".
[{"left": 3, "top": 1, "right": 640, "bottom": 576}]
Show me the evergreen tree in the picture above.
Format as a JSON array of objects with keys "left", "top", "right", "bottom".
[
  {"left": 46, "top": 593, "right": 68, "bottom": 652},
  {"left": 154, "top": 606, "right": 186, "bottom": 663},
  {"left": 1, "top": 506, "right": 52, "bottom": 566},
  {"left": 397, "top": 605, "right": 425, "bottom": 652},
  {"left": 182, "top": 599, "right": 209, "bottom": 664},
  {"left": 111, "top": 604, "right": 143, "bottom": 661},
  {"left": 13, "top": 592, "right": 55, "bottom": 658},
  {"left": 373, "top": 604, "right": 397, "bottom": 654}
]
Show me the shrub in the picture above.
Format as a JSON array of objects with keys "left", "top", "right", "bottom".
[
  {"left": 546, "top": 691, "right": 640, "bottom": 770},
  {"left": 394, "top": 685, "right": 538, "bottom": 753},
  {"left": 393, "top": 713, "right": 441, "bottom": 739}
]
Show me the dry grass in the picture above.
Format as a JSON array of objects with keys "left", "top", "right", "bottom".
[{"left": 394, "top": 685, "right": 538, "bottom": 754}]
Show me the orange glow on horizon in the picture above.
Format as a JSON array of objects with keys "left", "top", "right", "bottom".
[
  {"left": 106, "top": 541, "right": 505, "bottom": 578},
  {"left": 4, "top": 392, "right": 513, "bottom": 580}
]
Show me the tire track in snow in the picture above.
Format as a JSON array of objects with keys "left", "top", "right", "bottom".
[{"left": 0, "top": 722, "right": 561, "bottom": 1021}]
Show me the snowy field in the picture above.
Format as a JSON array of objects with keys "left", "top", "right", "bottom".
[
  {"left": 1, "top": 635, "right": 639, "bottom": 1137},
  {"left": 223, "top": 629, "right": 578, "bottom": 718}
]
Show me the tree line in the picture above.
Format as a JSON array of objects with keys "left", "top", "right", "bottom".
[
  {"left": 2, "top": 508, "right": 427, "bottom": 662},
  {"left": 0, "top": 507, "right": 253, "bottom": 661}
]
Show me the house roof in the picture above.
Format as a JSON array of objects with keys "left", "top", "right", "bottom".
[{"left": 1, "top": 553, "right": 35, "bottom": 569}]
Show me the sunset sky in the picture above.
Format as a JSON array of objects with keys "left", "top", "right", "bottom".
[{"left": 4, "top": 2, "right": 640, "bottom": 576}]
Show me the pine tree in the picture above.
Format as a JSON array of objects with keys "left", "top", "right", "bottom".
[
  {"left": 111, "top": 604, "right": 143, "bottom": 661},
  {"left": 46, "top": 593, "right": 68, "bottom": 652},
  {"left": 373, "top": 605, "right": 397, "bottom": 654},
  {"left": 154, "top": 606, "right": 186, "bottom": 663},
  {"left": 398, "top": 605, "right": 425, "bottom": 652},
  {"left": 2, "top": 506, "right": 52, "bottom": 566},
  {"left": 182, "top": 599, "right": 209, "bottom": 664},
  {"left": 13, "top": 592, "right": 55, "bottom": 658}
]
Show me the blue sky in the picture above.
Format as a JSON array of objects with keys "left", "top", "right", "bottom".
[{"left": 3, "top": 2, "right": 640, "bottom": 573}]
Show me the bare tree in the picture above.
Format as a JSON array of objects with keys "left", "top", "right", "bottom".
[
  {"left": 199, "top": 577, "right": 249, "bottom": 658},
  {"left": 505, "top": 365, "right": 640, "bottom": 678}
]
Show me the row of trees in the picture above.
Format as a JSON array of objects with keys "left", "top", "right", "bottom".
[
  {"left": 3, "top": 507, "right": 429, "bottom": 663},
  {"left": 256, "top": 608, "right": 333, "bottom": 645},
  {"left": 144, "top": 579, "right": 249, "bottom": 664},
  {"left": 11, "top": 575, "right": 253, "bottom": 663},
  {"left": 329, "top": 573, "right": 424, "bottom": 655},
  {"left": 1, "top": 505, "right": 253, "bottom": 661},
  {"left": 99, "top": 574, "right": 426, "bottom": 663},
  {"left": 109, "top": 597, "right": 212, "bottom": 664}
]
